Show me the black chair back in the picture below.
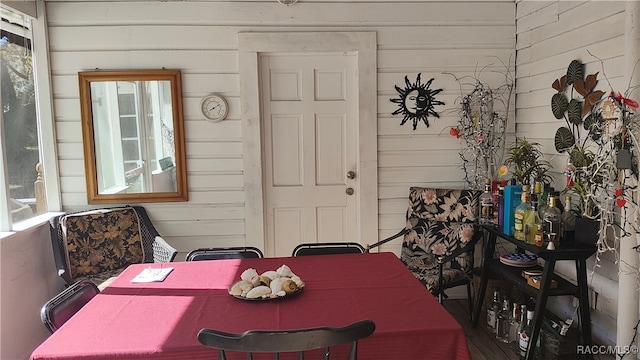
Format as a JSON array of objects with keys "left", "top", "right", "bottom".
[
  {"left": 198, "top": 319, "right": 375, "bottom": 360},
  {"left": 40, "top": 279, "right": 100, "bottom": 333},
  {"left": 292, "top": 242, "right": 365, "bottom": 257},
  {"left": 185, "top": 246, "right": 264, "bottom": 261}
]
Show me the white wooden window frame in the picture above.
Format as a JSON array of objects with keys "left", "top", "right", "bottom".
[{"left": 1, "top": 1, "right": 61, "bottom": 233}]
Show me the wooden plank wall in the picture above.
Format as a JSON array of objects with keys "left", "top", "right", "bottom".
[
  {"left": 515, "top": 0, "right": 628, "bottom": 346},
  {"left": 46, "top": 0, "right": 515, "bottom": 256}
]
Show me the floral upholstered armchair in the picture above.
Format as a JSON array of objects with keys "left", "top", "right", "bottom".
[
  {"left": 366, "top": 188, "right": 482, "bottom": 310},
  {"left": 49, "top": 206, "right": 177, "bottom": 289}
]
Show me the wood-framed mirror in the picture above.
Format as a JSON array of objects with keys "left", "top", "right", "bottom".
[{"left": 78, "top": 69, "right": 188, "bottom": 204}]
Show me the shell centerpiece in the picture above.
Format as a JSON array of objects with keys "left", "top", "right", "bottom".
[{"left": 228, "top": 264, "right": 305, "bottom": 300}]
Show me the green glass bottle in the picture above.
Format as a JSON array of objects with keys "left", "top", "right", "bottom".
[{"left": 513, "top": 185, "right": 531, "bottom": 241}]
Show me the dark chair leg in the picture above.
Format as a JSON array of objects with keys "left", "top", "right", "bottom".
[{"left": 466, "top": 281, "right": 473, "bottom": 321}]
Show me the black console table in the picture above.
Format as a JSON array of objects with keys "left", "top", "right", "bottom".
[{"left": 472, "top": 225, "right": 597, "bottom": 360}]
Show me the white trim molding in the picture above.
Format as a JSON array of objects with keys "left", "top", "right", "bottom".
[{"left": 238, "top": 31, "right": 378, "bottom": 252}]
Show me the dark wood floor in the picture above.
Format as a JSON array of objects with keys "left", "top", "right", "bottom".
[{"left": 442, "top": 299, "right": 615, "bottom": 360}]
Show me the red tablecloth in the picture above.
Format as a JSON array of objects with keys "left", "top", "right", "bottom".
[{"left": 30, "top": 252, "right": 471, "bottom": 360}]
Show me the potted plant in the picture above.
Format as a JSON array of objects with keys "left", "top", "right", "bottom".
[
  {"left": 502, "top": 137, "right": 552, "bottom": 186},
  {"left": 550, "top": 59, "right": 605, "bottom": 219}
]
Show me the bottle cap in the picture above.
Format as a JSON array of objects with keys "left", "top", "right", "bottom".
[{"left": 527, "top": 310, "right": 535, "bottom": 319}]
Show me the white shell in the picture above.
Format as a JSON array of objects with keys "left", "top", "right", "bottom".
[
  {"left": 270, "top": 277, "right": 288, "bottom": 294},
  {"left": 276, "top": 264, "right": 294, "bottom": 278},
  {"left": 245, "top": 285, "right": 272, "bottom": 299},
  {"left": 240, "top": 268, "right": 259, "bottom": 282},
  {"left": 261, "top": 270, "right": 279, "bottom": 280},
  {"left": 229, "top": 281, "right": 253, "bottom": 296},
  {"left": 291, "top": 275, "right": 305, "bottom": 288}
]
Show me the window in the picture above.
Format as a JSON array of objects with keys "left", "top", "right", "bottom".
[{"left": 1, "top": 3, "right": 59, "bottom": 231}]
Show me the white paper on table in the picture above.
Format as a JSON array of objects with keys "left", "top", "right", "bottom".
[{"left": 131, "top": 267, "right": 174, "bottom": 283}]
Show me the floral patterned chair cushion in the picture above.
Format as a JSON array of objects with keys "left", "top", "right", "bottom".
[
  {"left": 60, "top": 207, "right": 145, "bottom": 282},
  {"left": 400, "top": 187, "right": 480, "bottom": 293}
]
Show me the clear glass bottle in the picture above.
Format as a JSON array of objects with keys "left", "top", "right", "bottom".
[
  {"left": 533, "top": 181, "right": 542, "bottom": 200},
  {"left": 523, "top": 194, "right": 540, "bottom": 245},
  {"left": 496, "top": 299, "right": 511, "bottom": 343},
  {"left": 543, "top": 193, "right": 562, "bottom": 248},
  {"left": 553, "top": 191, "right": 564, "bottom": 214},
  {"left": 537, "top": 183, "right": 549, "bottom": 219},
  {"left": 486, "top": 289, "right": 501, "bottom": 333},
  {"left": 513, "top": 184, "right": 531, "bottom": 241},
  {"left": 561, "top": 195, "right": 576, "bottom": 244},
  {"left": 510, "top": 304, "right": 526, "bottom": 343},
  {"left": 480, "top": 177, "right": 495, "bottom": 226},
  {"left": 519, "top": 310, "right": 540, "bottom": 360},
  {"left": 518, "top": 310, "right": 534, "bottom": 359}
]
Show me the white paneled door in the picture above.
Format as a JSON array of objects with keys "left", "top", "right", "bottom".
[{"left": 260, "top": 53, "right": 358, "bottom": 257}]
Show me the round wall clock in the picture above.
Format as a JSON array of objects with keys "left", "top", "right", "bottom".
[{"left": 200, "top": 94, "right": 229, "bottom": 122}]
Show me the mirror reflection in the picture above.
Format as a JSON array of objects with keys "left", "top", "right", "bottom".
[{"left": 79, "top": 70, "right": 188, "bottom": 203}]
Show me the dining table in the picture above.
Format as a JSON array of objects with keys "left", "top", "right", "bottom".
[{"left": 30, "top": 252, "right": 471, "bottom": 360}]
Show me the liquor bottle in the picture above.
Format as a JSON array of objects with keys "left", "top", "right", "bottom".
[
  {"left": 537, "top": 183, "right": 549, "bottom": 219},
  {"left": 533, "top": 181, "right": 542, "bottom": 200},
  {"left": 486, "top": 289, "right": 501, "bottom": 333},
  {"left": 524, "top": 194, "right": 541, "bottom": 245},
  {"left": 513, "top": 184, "right": 531, "bottom": 241},
  {"left": 503, "top": 180, "right": 523, "bottom": 236},
  {"left": 496, "top": 185, "right": 505, "bottom": 230},
  {"left": 519, "top": 310, "right": 541, "bottom": 360},
  {"left": 543, "top": 193, "right": 562, "bottom": 248},
  {"left": 510, "top": 304, "right": 526, "bottom": 343},
  {"left": 496, "top": 299, "right": 511, "bottom": 343},
  {"left": 552, "top": 191, "right": 564, "bottom": 214},
  {"left": 561, "top": 195, "right": 576, "bottom": 244},
  {"left": 519, "top": 310, "right": 534, "bottom": 360},
  {"left": 480, "top": 177, "right": 495, "bottom": 226}
]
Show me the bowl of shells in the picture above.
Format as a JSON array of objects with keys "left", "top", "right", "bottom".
[{"left": 228, "top": 264, "right": 305, "bottom": 300}]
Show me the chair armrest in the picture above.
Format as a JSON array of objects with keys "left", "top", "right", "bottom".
[
  {"left": 364, "top": 228, "right": 409, "bottom": 253},
  {"left": 152, "top": 236, "right": 178, "bottom": 263},
  {"left": 49, "top": 216, "right": 73, "bottom": 284}
]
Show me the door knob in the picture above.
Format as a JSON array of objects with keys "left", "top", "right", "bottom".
[
  {"left": 346, "top": 187, "right": 354, "bottom": 195},
  {"left": 346, "top": 171, "right": 356, "bottom": 180}
]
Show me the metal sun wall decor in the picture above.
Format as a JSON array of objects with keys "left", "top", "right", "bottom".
[{"left": 390, "top": 73, "right": 444, "bottom": 130}]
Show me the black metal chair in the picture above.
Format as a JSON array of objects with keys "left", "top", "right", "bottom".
[
  {"left": 198, "top": 319, "right": 375, "bottom": 360},
  {"left": 40, "top": 279, "right": 100, "bottom": 333},
  {"left": 292, "top": 242, "right": 366, "bottom": 257},
  {"left": 185, "top": 246, "right": 264, "bottom": 261}
]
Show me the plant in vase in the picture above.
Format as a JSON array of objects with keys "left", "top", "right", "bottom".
[
  {"left": 550, "top": 59, "right": 606, "bottom": 219},
  {"left": 502, "top": 137, "right": 552, "bottom": 186},
  {"left": 551, "top": 58, "right": 640, "bottom": 247}
]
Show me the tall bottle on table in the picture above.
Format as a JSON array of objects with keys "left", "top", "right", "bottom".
[
  {"left": 524, "top": 194, "right": 542, "bottom": 245},
  {"left": 543, "top": 193, "right": 562, "bottom": 248},
  {"left": 480, "top": 177, "right": 496, "bottom": 226},
  {"left": 513, "top": 184, "right": 531, "bottom": 241}
]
